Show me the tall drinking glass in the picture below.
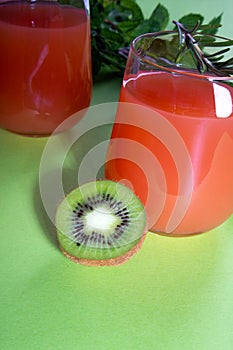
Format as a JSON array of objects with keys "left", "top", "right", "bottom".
[
  {"left": 105, "top": 31, "right": 233, "bottom": 236},
  {"left": 0, "top": 0, "right": 92, "bottom": 136}
]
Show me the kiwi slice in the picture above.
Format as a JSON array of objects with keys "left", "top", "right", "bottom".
[{"left": 56, "top": 180, "right": 147, "bottom": 266}]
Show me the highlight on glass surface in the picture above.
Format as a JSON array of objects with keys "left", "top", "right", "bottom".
[
  {"left": 105, "top": 24, "right": 233, "bottom": 236},
  {"left": 0, "top": 0, "right": 92, "bottom": 136}
]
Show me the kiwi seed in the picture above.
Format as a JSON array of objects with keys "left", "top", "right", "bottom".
[{"left": 55, "top": 180, "right": 147, "bottom": 266}]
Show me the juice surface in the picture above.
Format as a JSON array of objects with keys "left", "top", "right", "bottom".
[
  {"left": 106, "top": 71, "right": 233, "bottom": 235},
  {"left": 0, "top": 1, "right": 92, "bottom": 135}
]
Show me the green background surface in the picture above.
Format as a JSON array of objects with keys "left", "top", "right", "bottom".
[{"left": 1, "top": 1, "right": 233, "bottom": 349}]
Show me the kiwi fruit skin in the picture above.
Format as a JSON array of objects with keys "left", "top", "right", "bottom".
[
  {"left": 59, "top": 234, "right": 146, "bottom": 267},
  {"left": 55, "top": 180, "right": 147, "bottom": 266}
]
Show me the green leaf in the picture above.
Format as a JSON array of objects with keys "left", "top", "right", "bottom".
[
  {"left": 90, "top": 2, "right": 106, "bottom": 30},
  {"left": 177, "top": 13, "right": 204, "bottom": 30},
  {"left": 125, "top": 20, "right": 154, "bottom": 42},
  {"left": 203, "top": 39, "right": 233, "bottom": 47},
  {"left": 105, "top": 0, "right": 144, "bottom": 33},
  {"left": 101, "top": 27, "right": 125, "bottom": 50},
  {"left": 149, "top": 3, "right": 169, "bottom": 31},
  {"left": 204, "top": 14, "right": 223, "bottom": 35},
  {"left": 126, "top": 3, "right": 169, "bottom": 42}
]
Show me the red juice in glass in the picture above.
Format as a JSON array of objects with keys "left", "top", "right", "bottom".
[
  {"left": 106, "top": 53, "right": 233, "bottom": 235},
  {"left": 0, "top": 1, "right": 92, "bottom": 136}
]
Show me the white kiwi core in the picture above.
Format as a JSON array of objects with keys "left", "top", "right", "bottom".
[{"left": 85, "top": 207, "right": 118, "bottom": 230}]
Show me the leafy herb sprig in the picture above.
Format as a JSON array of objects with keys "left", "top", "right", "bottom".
[
  {"left": 173, "top": 20, "right": 233, "bottom": 76},
  {"left": 58, "top": 0, "right": 233, "bottom": 77}
]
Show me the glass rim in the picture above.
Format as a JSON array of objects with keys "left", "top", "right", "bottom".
[{"left": 130, "top": 30, "right": 233, "bottom": 81}]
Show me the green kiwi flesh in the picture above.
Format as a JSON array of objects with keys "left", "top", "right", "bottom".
[{"left": 56, "top": 180, "right": 146, "bottom": 263}]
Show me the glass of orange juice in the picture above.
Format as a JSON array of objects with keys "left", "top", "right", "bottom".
[
  {"left": 105, "top": 30, "right": 233, "bottom": 236},
  {"left": 0, "top": 0, "right": 92, "bottom": 136}
]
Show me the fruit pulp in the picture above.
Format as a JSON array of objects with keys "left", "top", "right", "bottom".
[
  {"left": 105, "top": 71, "right": 233, "bottom": 235},
  {"left": 0, "top": 1, "right": 92, "bottom": 136}
]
